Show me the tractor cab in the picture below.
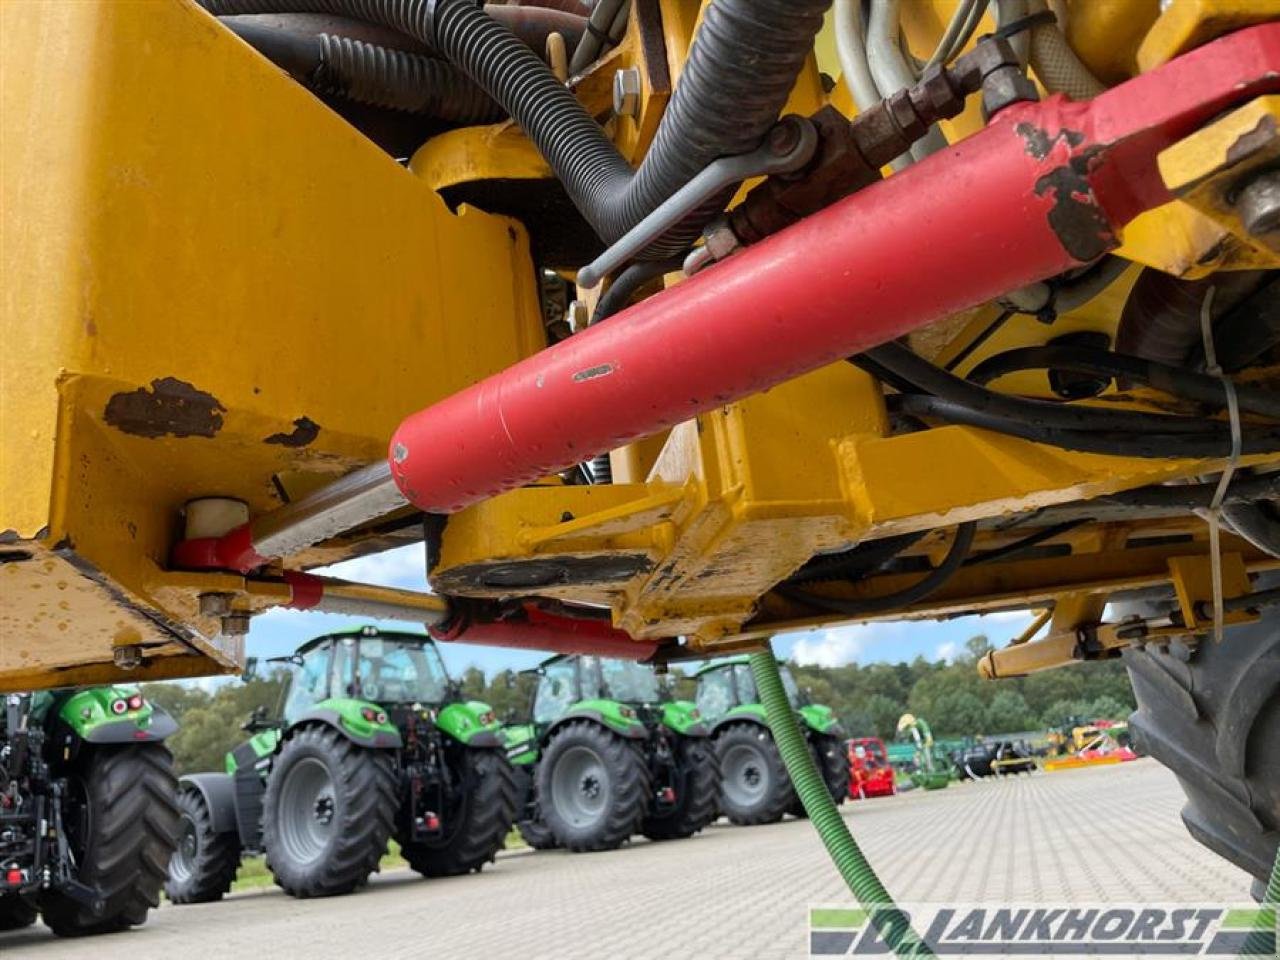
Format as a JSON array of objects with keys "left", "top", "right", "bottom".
[
  {"left": 530, "top": 654, "right": 665, "bottom": 729},
  {"left": 693, "top": 658, "right": 802, "bottom": 722}
]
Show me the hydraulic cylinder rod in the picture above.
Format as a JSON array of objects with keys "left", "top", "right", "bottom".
[{"left": 171, "top": 23, "right": 1280, "bottom": 574}]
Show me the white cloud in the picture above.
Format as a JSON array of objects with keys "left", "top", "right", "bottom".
[
  {"left": 790, "top": 628, "right": 866, "bottom": 668},
  {"left": 934, "top": 640, "right": 960, "bottom": 662},
  {"left": 981, "top": 610, "right": 1035, "bottom": 622},
  {"left": 317, "top": 543, "right": 428, "bottom": 590}
]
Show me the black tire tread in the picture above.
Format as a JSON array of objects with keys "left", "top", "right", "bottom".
[
  {"left": 538, "top": 721, "right": 650, "bottom": 852},
  {"left": 262, "top": 725, "right": 398, "bottom": 898},
  {"left": 714, "top": 722, "right": 795, "bottom": 826},
  {"left": 40, "top": 744, "right": 179, "bottom": 937},
  {"left": 517, "top": 817, "right": 559, "bottom": 850},
  {"left": 0, "top": 895, "right": 37, "bottom": 931},
  {"left": 1122, "top": 615, "right": 1279, "bottom": 885},
  {"left": 400, "top": 748, "right": 519, "bottom": 877},
  {"left": 164, "top": 786, "right": 241, "bottom": 904},
  {"left": 641, "top": 735, "right": 720, "bottom": 841}
]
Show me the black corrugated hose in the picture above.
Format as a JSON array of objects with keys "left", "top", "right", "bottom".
[{"left": 199, "top": 0, "right": 832, "bottom": 258}]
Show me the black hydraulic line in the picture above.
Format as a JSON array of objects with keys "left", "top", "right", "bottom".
[
  {"left": 786, "top": 531, "right": 929, "bottom": 585},
  {"left": 591, "top": 256, "right": 684, "bottom": 323},
  {"left": 864, "top": 342, "right": 1229, "bottom": 435},
  {"left": 966, "top": 344, "right": 1280, "bottom": 420},
  {"left": 198, "top": 0, "right": 832, "bottom": 258},
  {"left": 1103, "top": 471, "right": 1280, "bottom": 509},
  {"left": 1221, "top": 502, "right": 1280, "bottom": 559},
  {"left": 1192, "top": 275, "right": 1280, "bottom": 374},
  {"left": 780, "top": 523, "right": 976, "bottom": 615},
  {"left": 964, "top": 518, "right": 1091, "bottom": 566},
  {"left": 943, "top": 308, "right": 1013, "bottom": 373},
  {"left": 890, "top": 393, "right": 1280, "bottom": 459},
  {"left": 225, "top": 19, "right": 503, "bottom": 121}
]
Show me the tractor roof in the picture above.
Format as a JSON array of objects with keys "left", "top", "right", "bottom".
[
  {"left": 291, "top": 625, "right": 432, "bottom": 658},
  {"left": 692, "top": 654, "right": 751, "bottom": 677}
]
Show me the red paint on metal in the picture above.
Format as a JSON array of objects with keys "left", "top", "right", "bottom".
[
  {"left": 283, "top": 570, "right": 325, "bottom": 610},
  {"left": 388, "top": 24, "right": 1280, "bottom": 515},
  {"left": 432, "top": 605, "right": 660, "bottom": 660},
  {"left": 170, "top": 523, "right": 268, "bottom": 573}
]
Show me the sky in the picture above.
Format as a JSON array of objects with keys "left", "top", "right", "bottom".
[{"left": 245, "top": 544, "right": 1038, "bottom": 677}]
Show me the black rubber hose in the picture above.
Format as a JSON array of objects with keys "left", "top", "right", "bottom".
[
  {"left": 591, "top": 256, "right": 683, "bottom": 323},
  {"left": 787, "top": 531, "right": 929, "bottom": 585},
  {"left": 963, "top": 518, "right": 1090, "bottom": 566},
  {"left": 226, "top": 20, "right": 502, "bottom": 121},
  {"left": 199, "top": 0, "right": 832, "bottom": 257},
  {"left": 1104, "top": 471, "right": 1280, "bottom": 509},
  {"left": 861, "top": 343, "right": 1223, "bottom": 435},
  {"left": 891, "top": 393, "right": 1280, "bottom": 459},
  {"left": 1222, "top": 502, "right": 1280, "bottom": 559},
  {"left": 966, "top": 344, "right": 1280, "bottom": 420},
  {"left": 781, "top": 523, "right": 976, "bottom": 615}
]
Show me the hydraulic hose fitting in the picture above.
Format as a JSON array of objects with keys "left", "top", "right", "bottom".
[{"left": 711, "top": 35, "right": 1026, "bottom": 253}]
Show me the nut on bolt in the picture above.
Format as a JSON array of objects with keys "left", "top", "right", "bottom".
[
  {"left": 1237, "top": 171, "right": 1280, "bottom": 238},
  {"left": 113, "top": 645, "right": 144, "bottom": 670},
  {"left": 198, "top": 592, "right": 234, "bottom": 617},
  {"left": 612, "top": 67, "right": 642, "bottom": 120},
  {"left": 221, "top": 612, "right": 252, "bottom": 637}
]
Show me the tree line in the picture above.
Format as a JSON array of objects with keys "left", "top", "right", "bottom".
[{"left": 143, "top": 633, "right": 1135, "bottom": 775}]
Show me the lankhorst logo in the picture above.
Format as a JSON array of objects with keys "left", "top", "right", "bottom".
[{"left": 808, "top": 903, "right": 1277, "bottom": 958}]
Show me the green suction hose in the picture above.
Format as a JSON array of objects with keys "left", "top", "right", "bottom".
[
  {"left": 749, "top": 645, "right": 933, "bottom": 958},
  {"left": 1241, "top": 843, "right": 1279, "bottom": 958}
]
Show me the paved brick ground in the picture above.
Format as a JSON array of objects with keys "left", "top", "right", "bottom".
[{"left": 1, "top": 759, "right": 1255, "bottom": 959}]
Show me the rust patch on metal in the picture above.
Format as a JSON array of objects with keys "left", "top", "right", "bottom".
[
  {"left": 1225, "top": 114, "right": 1278, "bottom": 166},
  {"left": 104, "top": 377, "right": 225, "bottom": 439},
  {"left": 1033, "top": 149, "right": 1115, "bottom": 264},
  {"left": 1015, "top": 123, "right": 1083, "bottom": 160},
  {"left": 573, "top": 363, "right": 616, "bottom": 383},
  {"left": 264, "top": 416, "right": 320, "bottom": 448}
]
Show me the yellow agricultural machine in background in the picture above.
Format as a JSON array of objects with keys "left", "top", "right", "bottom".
[{"left": 3, "top": 0, "right": 1279, "bottom": 920}]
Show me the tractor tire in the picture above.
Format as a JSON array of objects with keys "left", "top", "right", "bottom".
[
  {"left": 537, "top": 721, "right": 649, "bottom": 852},
  {"left": 1122, "top": 608, "right": 1280, "bottom": 892},
  {"left": 641, "top": 735, "right": 720, "bottom": 841},
  {"left": 164, "top": 785, "right": 241, "bottom": 904},
  {"left": 514, "top": 765, "right": 559, "bottom": 850},
  {"left": 400, "top": 748, "right": 519, "bottom": 877},
  {"left": 261, "top": 725, "right": 397, "bottom": 898},
  {"left": 787, "top": 733, "right": 849, "bottom": 818},
  {"left": 0, "top": 895, "right": 37, "bottom": 931},
  {"left": 39, "top": 743, "right": 179, "bottom": 937},
  {"left": 714, "top": 723, "right": 795, "bottom": 826}
]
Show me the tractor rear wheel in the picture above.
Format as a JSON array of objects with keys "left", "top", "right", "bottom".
[
  {"left": 400, "top": 748, "right": 519, "bottom": 876},
  {"left": 164, "top": 785, "right": 241, "bottom": 904},
  {"left": 787, "top": 732, "right": 849, "bottom": 818},
  {"left": 0, "top": 895, "right": 36, "bottom": 931},
  {"left": 1122, "top": 606, "right": 1279, "bottom": 894},
  {"left": 537, "top": 721, "right": 649, "bottom": 852},
  {"left": 261, "top": 725, "right": 398, "bottom": 898},
  {"left": 517, "top": 817, "right": 559, "bottom": 850},
  {"left": 715, "top": 723, "right": 795, "bottom": 826},
  {"left": 514, "top": 764, "right": 559, "bottom": 849},
  {"left": 641, "top": 735, "right": 720, "bottom": 841},
  {"left": 39, "top": 743, "right": 178, "bottom": 937}
]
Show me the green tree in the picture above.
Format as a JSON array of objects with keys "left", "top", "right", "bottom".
[
  {"left": 931, "top": 691, "right": 987, "bottom": 736},
  {"left": 864, "top": 693, "right": 905, "bottom": 741},
  {"left": 984, "top": 690, "right": 1034, "bottom": 733}
]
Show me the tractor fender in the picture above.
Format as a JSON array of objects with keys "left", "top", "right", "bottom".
[
  {"left": 81, "top": 706, "right": 178, "bottom": 744},
  {"left": 543, "top": 707, "right": 647, "bottom": 744},
  {"left": 708, "top": 706, "right": 770, "bottom": 738},
  {"left": 178, "top": 773, "right": 239, "bottom": 836},
  {"left": 436, "top": 701, "right": 505, "bottom": 748},
  {"left": 291, "top": 705, "right": 402, "bottom": 749}
]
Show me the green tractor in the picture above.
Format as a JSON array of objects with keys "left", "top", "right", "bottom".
[
  {"left": 1, "top": 687, "right": 178, "bottom": 937},
  {"left": 164, "top": 627, "right": 518, "bottom": 902},
  {"left": 693, "top": 656, "right": 848, "bottom": 825},
  {"left": 504, "top": 654, "right": 719, "bottom": 852}
]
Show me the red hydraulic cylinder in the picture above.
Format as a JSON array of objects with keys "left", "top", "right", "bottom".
[
  {"left": 431, "top": 605, "right": 661, "bottom": 661},
  {"left": 388, "top": 24, "right": 1280, "bottom": 515}
]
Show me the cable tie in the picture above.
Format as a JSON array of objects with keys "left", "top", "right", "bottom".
[{"left": 993, "top": 9, "right": 1056, "bottom": 39}]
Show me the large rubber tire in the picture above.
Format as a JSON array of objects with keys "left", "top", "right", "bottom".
[
  {"left": 39, "top": 743, "right": 179, "bottom": 937},
  {"left": 164, "top": 785, "right": 241, "bottom": 904},
  {"left": 513, "top": 763, "right": 559, "bottom": 850},
  {"left": 789, "top": 732, "right": 849, "bottom": 817},
  {"left": 1122, "top": 608, "right": 1279, "bottom": 889},
  {"left": 641, "top": 735, "right": 720, "bottom": 841},
  {"left": 400, "top": 748, "right": 519, "bottom": 877},
  {"left": 261, "top": 725, "right": 398, "bottom": 898},
  {"left": 0, "top": 895, "right": 37, "bottom": 931},
  {"left": 714, "top": 722, "right": 795, "bottom": 826},
  {"left": 537, "top": 720, "right": 649, "bottom": 852}
]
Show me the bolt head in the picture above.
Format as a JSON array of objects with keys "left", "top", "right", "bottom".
[
  {"left": 1238, "top": 171, "right": 1280, "bottom": 239},
  {"left": 612, "top": 67, "right": 642, "bottom": 120},
  {"left": 567, "top": 299, "right": 589, "bottom": 332},
  {"left": 198, "top": 592, "right": 233, "bottom": 617},
  {"left": 112, "top": 645, "right": 143, "bottom": 670}
]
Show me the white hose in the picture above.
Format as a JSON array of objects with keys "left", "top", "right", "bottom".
[
  {"left": 866, "top": 0, "right": 948, "bottom": 163},
  {"left": 1025, "top": 0, "right": 1104, "bottom": 100},
  {"left": 834, "top": 0, "right": 882, "bottom": 114}
]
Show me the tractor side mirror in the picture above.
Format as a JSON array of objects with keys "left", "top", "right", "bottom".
[{"left": 241, "top": 705, "right": 279, "bottom": 733}]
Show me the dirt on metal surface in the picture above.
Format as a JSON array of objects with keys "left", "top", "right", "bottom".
[{"left": 2, "top": 760, "right": 1253, "bottom": 959}]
